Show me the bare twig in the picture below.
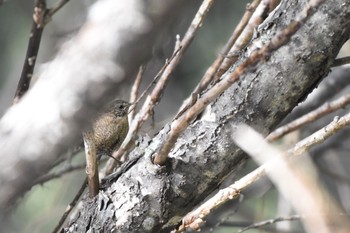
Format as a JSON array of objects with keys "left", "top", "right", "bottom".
[
  {"left": 105, "top": 0, "right": 216, "bottom": 173},
  {"left": 154, "top": 0, "right": 325, "bottom": 166},
  {"left": 83, "top": 131, "right": 99, "bottom": 198},
  {"left": 130, "top": 54, "right": 176, "bottom": 110},
  {"left": 47, "top": 0, "right": 70, "bottom": 17},
  {"left": 332, "top": 56, "right": 350, "bottom": 67},
  {"left": 172, "top": 166, "right": 264, "bottom": 232},
  {"left": 237, "top": 215, "right": 302, "bottom": 233},
  {"left": 51, "top": 178, "right": 88, "bottom": 233},
  {"left": 129, "top": 65, "right": 145, "bottom": 121},
  {"left": 215, "top": 0, "right": 276, "bottom": 79},
  {"left": 34, "top": 162, "right": 85, "bottom": 185},
  {"left": 50, "top": 146, "right": 83, "bottom": 169},
  {"left": 267, "top": 93, "right": 350, "bottom": 141},
  {"left": 290, "top": 113, "right": 350, "bottom": 157},
  {"left": 176, "top": 0, "right": 262, "bottom": 118}
]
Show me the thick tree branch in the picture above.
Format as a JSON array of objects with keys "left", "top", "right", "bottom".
[{"left": 63, "top": 0, "right": 350, "bottom": 232}]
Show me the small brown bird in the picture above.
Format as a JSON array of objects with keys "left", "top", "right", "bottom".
[{"left": 92, "top": 99, "right": 130, "bottom": 158}]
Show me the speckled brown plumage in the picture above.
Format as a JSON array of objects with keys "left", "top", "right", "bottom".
[{"left": 92, "top": 100, "right": 130, "bottom": 157}]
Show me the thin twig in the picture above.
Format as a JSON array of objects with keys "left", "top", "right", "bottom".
[
  {"left": 267, "top": 93, "right": 350, "bottom": 141},
  {"left": 34, "top": 162, "right": 85, "bottom": 186},
  {"left": 48, "top": 0, "right": 70, "bottom": 17},
  {"left": 50, "top": 146, "right": 83, "bottom": 169},
  {"left": 104, "top": 0, "right": 216, "bottom": 173},
  {"left": 237, "top": 215, "right": 302, "bottom": 233},
  {"left": 290, "top": 113, "right": 350, "bottom": 157},
  {"left": 215, "top": 0, "right": 276, "bottom": 79},
  {"left": 332, "top": 56, "right": 350, "bottom": 67},
  {"left": 129, "top": 65, "right": 145, "bottom": 121},
  {"left": 51, "top": 178, "right": 87, "bottom": 233},
  {"left": 172, "top": 166, "right": 263, "bottom": 232},
  {"left": 176, "top": 0, "right": 262, "bottom": 118},
  {"left": 132, "top": 56, "right": 175, "bottom": 108},
  {"left": 154, "top": 0, "right": 324, "bottom": 166},
  {"left": 126, "top": 45, "right": 184, "bottom": 118}
]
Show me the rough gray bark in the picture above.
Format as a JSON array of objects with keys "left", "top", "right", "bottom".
[
  {"left": 64, "top": 0, "right": 350, "bottom": 232},
  {"left": 0, "top": 0, "right": 186, "bottom": 211},
  {"left": 283, "top": 66, "right": 350, "bottom": 123}
]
